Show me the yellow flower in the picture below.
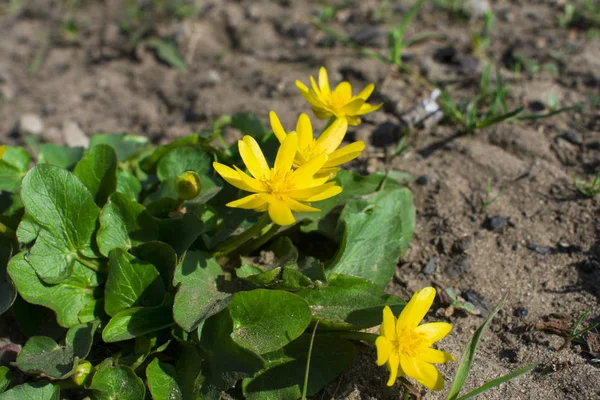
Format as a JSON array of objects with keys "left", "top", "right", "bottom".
[
  {"left": 269, "top": 111, "right": 364, "bottom": 178},
  {"left": 296, "top": 67, "right": 383, "bottom": 126},
  {"left": 213, "top": 133, "right": 342, "bottom": 226},
  {"left": 376, "top": 287, "right": 455, "bottom": 390},
  {"left": 0, "top": 145, "right": 5, "bottom": 159}
]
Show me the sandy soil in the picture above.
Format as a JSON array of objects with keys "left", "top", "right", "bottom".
[{"left": 1, "top": 0, "right": 599, "bottom": 399}]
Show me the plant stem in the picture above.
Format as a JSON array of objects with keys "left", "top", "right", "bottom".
[
  {"left": 301, "top": 321, "right": 319, "bottom": 400},
  {"left": 213, "top": 213, "right": 271, "bottom": 258},
  {"left": 76, "top": 252, "right": 106, "bottom": 274},
  {"left": 237, "top": 223, "right": 280, "bottom": 256},
  {"left": 0, "top": 222, "right": 15, "bottom": 239}
]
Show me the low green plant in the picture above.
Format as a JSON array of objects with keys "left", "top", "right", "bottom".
[
  {"left": 574, "top": 171, "right": 600, "bottom": 197},
  {"left": 559, "top": 307, "right": 598, "bottom": 351},
  {"left": 558, "top": 0, "right": 600, "bottom": 30},
  {"left": 0, "top": 68, "right": 418, "bottom": 398},
  {"left": 480, "top": 178, "right": 504, "bottom": 212}
]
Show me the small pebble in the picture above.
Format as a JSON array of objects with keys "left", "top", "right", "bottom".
[
  {"left": 514, "top": 306, "right": 528, "bottom": 317},
  {"left": 416, "top": 175, "right": 433, "bottom": 186},
  {"left": 63, "top": 120, "right": 89, "bottom": 148},
  {"left": 452, "top": 236, "right": 473, "bottom": 253},
  {"left": 421, "top": 256, "right": 438, "bottom": 275},
  {"left": 18, "top": 113, "right": 44, "bottom": 136},
  {"left": 445, "top": 254, "right": 471, "bottom": 278},
  {"left": 486, "top": 214, "right": 507, "bottom": 231},
  {"left": 560, "top": 131, "right": 583, "bottom": 146},
  {"left": 526, "top": 243, "right": 554, "bottom": 255}
]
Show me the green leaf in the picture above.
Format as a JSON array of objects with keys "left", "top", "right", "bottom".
[
  {"left": 11, "top": 297, "right": 66, "bottom": 339},
  {"left": 242, "top": 336, "right": 356, "bottom": 399},
  {"left": 74, "top": 145, "right": 118, "bottom": 206},
  {"left": 8, "top": 252, "right": 100, "bottom": 327},
  {"left": 0, "top": 236, "right": 16, "bottom": 315},
  {"left": 89, "top": 133, "right": 151, "bottom": 162},
  {"left": 0, "top": 367, "right": 11, "bottom": 393},
  {"left": 140, "top": 135, "right": 204, "bottom": 173},
  {"left": 199, "top": 310, "right": 265, "bottom": 390},
  {"left": 38, "top": 144, "right": 83, "bottom": 169},
  {"left": 102, "top": 304, "right": 174, "bottom": 342},
  {"left": 156, "top": 147, "right": 216, "bottom": 188},
  {"left": 157, "top": 213, "right": 203, "bottom": 256},
  {"left": 0, "top": 381, "right": 59, "bottom": 400},
  {"left": 0, "top": 146, "right": 30, "bottom": 191},
  {"left": 97, "top": 192, "right": 159, "bottom": 257},
  {"left": 328, "top": 188, "right": 415, "bottom": 287},
  {"left": 89, "top": 361, "right": 146, "bottom": 400},
  {"left": 147, "top": 358, "right": 183, "bottom": 400},
  {"left": 448, "top": 299, "right": 505, "bottom": 400},
  {"left": 175, "top": 343, "right": 203, "bottom": 400},
  {"left": 229, "top": 289, "right": 312, "bottom": 354},
  {"left": 20, "top": 164, "right": 101, "bottom": 283},
  {"left": 15, "top": 321, "right": 98, "bottom": 378},
  {"left": 131, "top": 241, "right": 178, "bottom": 292},
  {"left": 296, "top": 273, "right": 404, "bottom": 330},
  {"left": 116, "top": 170, "right": 142, "bottom": 201},
  {"left": 105, "top": 249, "right": 166, "bottom": 316},
  {"left": 474, "top": 106, "right": 524, "bottom": 129},
  {"left": 456, "top": 364, "right": 537, "bottom": 400},
  {"left": 15, "top": 213, "right": 40, "bottom": 244},
  {"left": 173, "top": 251, "right": 232, "bottom": 332},
  {"left": 147, "top": 38, "right": 187, "bottom": 69},
  {"left": 232, "top": 112, "right": 269, "bottom": 138}
]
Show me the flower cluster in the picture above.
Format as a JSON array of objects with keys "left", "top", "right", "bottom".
[{"left": 213, "top": 67, "right": 380, "bottom": 226}]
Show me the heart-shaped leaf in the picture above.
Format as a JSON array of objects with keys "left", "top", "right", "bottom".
[
  {"left": 173, "top": 251, "right": 232, "bottom": 332},
  {"left": 8, "top": 252, "right": 100, "bottom": 327},
  {"left": 0, "top": 381, "right": 59, "bottom": 400},
  {"left": 89, "top": 361, "right": 146, "bottom": 400},
  {"left": 228, "top": 289, "right": 311, "bottom": 354},
  {"left": 20, "top": 164, "right": 101, "bottom": 283},
  {"left": 97, "top": 193, "right": 159, "bottom": 257},
  {"left": 146, "top": 358, "right": 183, "bottom": 400},
  {"left": 74, "top": 145, "right": 118, "bottom": 206},
  {"left": 104, "top": 249, "right": 166, "bottom": 317}
]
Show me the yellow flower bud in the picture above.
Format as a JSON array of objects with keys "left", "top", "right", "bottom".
[
  {"left": 71, "top": 360, "right": 93, "bottom": 387},
  {"left": 176, "top": 171, "right": 202, "bottom": 200}
]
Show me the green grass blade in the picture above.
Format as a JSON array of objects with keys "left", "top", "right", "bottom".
[
  {"left": 447, "top": 298, "right": 505, "bottom": 400},
  {"left": 475, "top": 106, "right": 524, "bottom": 129},
  {"left": 301, "top": 321, "right": 319, "bottom": 400},
  {"left": 516, "top": 104, "right": 582, "bottom": 121},
  {"left": 455, "top": 364, "right": 537, "bottom": 400}
]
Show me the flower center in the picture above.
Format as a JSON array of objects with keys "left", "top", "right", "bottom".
[
  {"left": 325, "top": 91, "right": 351, "bottom": 112},
  {"left": 391, "top": 330, "right": 425, "bottom": 358},
  {"left": 262, "top": 169, "right": 295, "bottom": 199}
]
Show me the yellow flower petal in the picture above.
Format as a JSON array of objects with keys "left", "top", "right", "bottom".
[
  {"left": 313, "top": 167, "right": 340, "bottom": 180},
  {"left": 400, "top": 354, "right": 444, "bottom": 391},
  {"left": 313, "top": 118, "right": 348, "bottom": 155},
  {"left": 289, "top": 182, "right": 338, "bottom": 200},
  {"left": 333, "top": 81, "right": 352, "bottom": 100},
  {"left": 386, "top": 351, "right": 401, "bottom": 386},
  {"left": 324, "top": 141, "right": 365, "bottom": 168},
  {"left": 290, "top": 153, "right": 328, "bottom": 188},
  {"left": 415, "top": 348, "right": 455, "bottom": 364},
  {"left": 296, "top": 113, "right": 314, "bottom": 151},
  {"left": 375, "top": 336, "right": 391, "bottom": 366},
  {"left": 341, "top": 98, "right": 365, "bottom": 115},
  {"left": 414, "top": 322, "right": 453, "bottom": 345},
  {"left": 318, "top": 66, "right": 330, "bottom": 94},
  {"left": 310, "top": 76, "right": 322, "bottom": 99},
  {"left": 346, "top": 115, "right": 361, "bottom": 126},
  {"left": 239, "top": 136, "right": 269, "bottom": 179},
  {"left": 233, "top": 166, "right": 265, "bottom": 193},
  {"left": 226, "top": 194, "right": 268, "bottom": 210},
  {"left": 381, "top": 306, "right": 397, "bottom": 339},
  {"left": 274, "top": 132, "right": 297, "bottom": 174},
  {"left": 396, "top": 287, "right": 436, "bottom": 332},
  {"left": 285, "top": 198, "right": 319, "bottom": 213},
  {"left": 270, "top": 111, "right": 287, "bottom": 143},
  {"left": 357, "top": 83, "right": 375, "bottom": 100},
  {"left": 213, "top": 162, "right": 256, "bottom": 193},
  {"left": 267, "top": 197, "right": 295, "bottom": 226},
  {"left": 314, "top": 109, "right": 332, "bottom": 120},
  {"left": 304, "top": 185, "right": 342, "bottom": 202},
  {"left": 356, "top": 102, "right": 384, "bottom": 116},
  {"left": 296, "top": 80, "right": 309, "bottom": 93}
]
